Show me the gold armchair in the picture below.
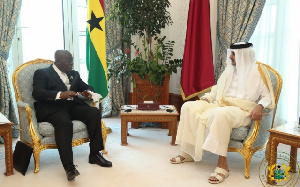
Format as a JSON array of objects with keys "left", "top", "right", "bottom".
[
  {"left": 12, "top": 58, "right": 108, "bottom": 173},
  {"left": 227, "top": 62, "right": 282, "bottom": 178}
]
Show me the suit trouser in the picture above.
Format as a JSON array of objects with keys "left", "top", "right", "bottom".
[{"left": 44, "top": 101, "right": 103, "bottom": 170}]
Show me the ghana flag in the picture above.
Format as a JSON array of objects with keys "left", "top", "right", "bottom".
[{"left": 86, "top": 0, "right": 107, "bottom": 101}]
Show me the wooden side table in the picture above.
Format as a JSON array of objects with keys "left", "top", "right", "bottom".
[
  {"left": 267, "top": 122, "right": 300, "bottom": 185},
  {"left": 0, "top": 113, "right": 14, "bottom": 176},
  {"left": 120, "top": 105, "right": 179, "bottom": 146},
  {"left": 131, "top": 74, "right": 170, "bottom": 129}
]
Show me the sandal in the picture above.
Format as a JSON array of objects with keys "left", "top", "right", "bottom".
[
  {"left": 208, "top": 167, "right": 229, "bottom": 184},
  {"left": 170, "top": 155, "right": 194, "bottom": 164}
]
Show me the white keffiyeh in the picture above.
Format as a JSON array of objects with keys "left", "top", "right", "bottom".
[{"left": 224, "top": 47, "right": 261, "bottom": 102}]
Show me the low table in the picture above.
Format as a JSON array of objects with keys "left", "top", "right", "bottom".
[
  {"left": 267, "top": 122, "right": 300, "bottom": 184},
  {"left": 120, "top": 105, "right": 179, "bottom": 146},
  {"left": 0, "top": 113, "right": 14, "bottom": 176}
]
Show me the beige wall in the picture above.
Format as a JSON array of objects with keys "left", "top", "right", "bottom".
[{"left": 132, "top": 0, "right": 218, "bottom": 95}]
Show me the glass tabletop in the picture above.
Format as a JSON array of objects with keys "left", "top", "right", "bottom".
[
  {"left": 0, "top": 113, "right": 11, "bottom": 124},
  {"left": 271, "top": 121, "right": 300, "bottom": 137},
  {"left": 120, "top": 105, "right": 178, "bottom": 115}
]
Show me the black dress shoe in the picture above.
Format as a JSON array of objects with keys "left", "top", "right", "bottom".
[
  {"left": 89, "top": 152, "right": 112, "bottom": 167},
  {"left": 66, "top": 165, "right": 80, "bottom": 181}
]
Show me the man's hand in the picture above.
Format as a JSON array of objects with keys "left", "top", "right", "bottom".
[
  {"left": 78, "top": 90, "right": 92, "bottom": 100},
  {"left": 249, "top": 104, "right": 264, "bottom": 121},
  {"left": 60, "top": 91, "right": 78, "bottom": 99}
]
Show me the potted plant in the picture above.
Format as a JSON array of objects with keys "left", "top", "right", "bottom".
[
  {"left": 108, "top": 0, "right": 183, "bottom": 129},
  {"left": 108, "top": 0, "right": 182, "bottom": 128},
  {"left": 107, "top": 35, "right": 182, "bottom": 102},
  {"left": 108, "top": 0, "right": 173, "bottom": 50}
]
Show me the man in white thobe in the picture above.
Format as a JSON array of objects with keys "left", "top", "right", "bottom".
[{"left": 170, "top": 42, "right": 275, "bottom": 184}]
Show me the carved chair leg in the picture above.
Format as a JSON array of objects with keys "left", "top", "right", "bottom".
[
  {"left": 101, "top": 120, "right": 108, "bottom": 154},
  {"left": 33, "top": 148, "right": 41, "bottom": 173},
  {"left": 243, "top": 154, "right": 253, "bottom": 179},
  {"left": 99, "top": 103, "right": 108, "bottom": 154}
]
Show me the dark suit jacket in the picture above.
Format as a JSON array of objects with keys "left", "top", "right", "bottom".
[{"left": 32, "top": 65, "right": 94, "bottom": 121}]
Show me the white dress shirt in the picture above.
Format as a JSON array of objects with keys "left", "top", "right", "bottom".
[
  {"left": 53, "top": 64, "right": 102, "bottom": 101},
  {"left": 53, "top": 64, "right": 71, "bottom": 100}
]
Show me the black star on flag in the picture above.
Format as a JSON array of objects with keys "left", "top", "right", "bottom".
[{"left": 87, "top": 11, "right": 104, "bottom": 32}]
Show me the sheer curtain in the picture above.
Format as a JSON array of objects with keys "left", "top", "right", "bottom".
[{"left": 250, "top": 0, "right": 300, "bottom": 125}]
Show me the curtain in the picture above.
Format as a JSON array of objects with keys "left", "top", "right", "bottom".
[
  {"left": 0, "top": 0, "right": 22, "bottom": 142},
  {"left": 215, "top": 0, "right": 266, "bottom": 80},
  {"left": 249, "top": 0, "right": 300, "bottom": 126},
  {"left": 102, "top": 0, "right": 129, "bottom": 117}
]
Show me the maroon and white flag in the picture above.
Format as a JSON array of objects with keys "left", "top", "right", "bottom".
[{"left": 181, "top": 0, "right": 215, "bottom": 100}]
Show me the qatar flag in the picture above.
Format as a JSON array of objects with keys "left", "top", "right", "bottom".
[{"left": 180, "top": 0, "right": 215, "bottom": 100}]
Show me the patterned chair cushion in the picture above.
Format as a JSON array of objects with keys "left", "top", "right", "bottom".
[
  {"left": 41, "top": 131, "right": 89, "bottom": 144},
  {"left": 38, "top": 120, "right": 87, "bottom": 137},
  {"left": 228, "top": 139, "right": 243, "bottom": 149},
  {"left": 230, "top": 126, "right": 250, "bottom": 141}
]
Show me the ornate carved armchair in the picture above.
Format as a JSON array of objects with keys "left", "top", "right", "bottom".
[
  {"left": 12, "top": 58, "right": 108, "bottom": 173},
  {"left": 228, "top": 62, "right": 282, "bottom": 178}
]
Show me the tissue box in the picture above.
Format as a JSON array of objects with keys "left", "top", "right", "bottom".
[{"left": 137, "top": 101, "right": 159, "bottom": 110}]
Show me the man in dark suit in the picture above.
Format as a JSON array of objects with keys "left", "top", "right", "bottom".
[{"left": 32, "top": 50, "right": 112, "bottom": 180}]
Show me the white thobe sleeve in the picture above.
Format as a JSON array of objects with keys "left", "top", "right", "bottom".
[
  {"left": 201, "top": 85, "right": 217, "bottom": 103},
  {"left": 257, "top": 82, "right": 272, "bottom": 108}
]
